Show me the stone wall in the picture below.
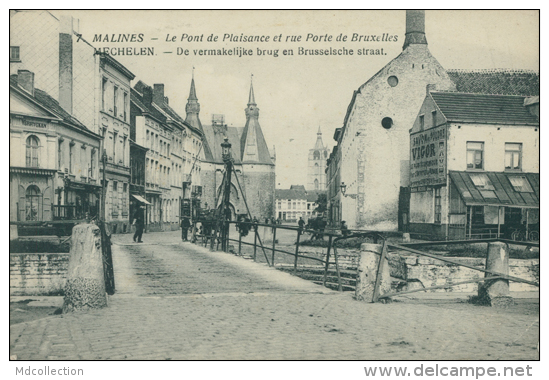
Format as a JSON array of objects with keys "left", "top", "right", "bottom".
[
  {"left": 283, "top": 244, "right": 539, "bottom": 293},
  {"left": 10, "top": 253, "right": 69, "bottom": 296}
]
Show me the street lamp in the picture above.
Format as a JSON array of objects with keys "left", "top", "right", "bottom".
[
  {"left": 221, "top": 137, "right": 232, "bottom": 163},
  {"left": 340, "top": 182, "right": 347, "bottom": 196}
]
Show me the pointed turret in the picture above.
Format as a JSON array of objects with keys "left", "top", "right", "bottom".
[
  {"left": 184, "top": 73, "right": 213, "bottom": 160},
  {"left": 240, "top": 78, "right": 272, "bottom": 165}
]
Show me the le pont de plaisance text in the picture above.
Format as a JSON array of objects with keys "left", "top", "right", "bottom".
[{"left": 92, "top": 32, "right": 398, "bottom": 57}]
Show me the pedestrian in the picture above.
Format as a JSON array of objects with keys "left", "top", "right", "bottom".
[
  {"left": 298, "top": 216, "right": 305, "bottom": 235},
  {"left": 341, "top": 220, "right": 350, "bottom": 237},
  {"left": 181, "top": 217, "right": 191, "bottom": 241},
  {"left": 132, "top": 206, "right": 145, "bottom": 243}
]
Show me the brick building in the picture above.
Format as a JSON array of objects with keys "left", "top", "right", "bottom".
[{"left": 185, "top": 78, "right": 275, "bottom": 220}]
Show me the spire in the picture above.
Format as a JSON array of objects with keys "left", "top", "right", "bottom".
[
  {"left": 248, "top": 74, "right": 256, "bottom": 105},
  {"left": 241, "top": 79, "right": 272, "bottom": 165},
  {"left": 402, "top": 10, "right": 428, "bottom": 50},
  {"left": 314, "top": 127, "right": 325, "bottom": 150},
  {"left": 188, "top": 68, "right": 198, "bottom": 101}
]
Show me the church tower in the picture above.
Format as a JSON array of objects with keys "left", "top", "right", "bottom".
[
  {"left": 307, "top": 127, "right": 329, "bottom": 190},
  {"left": 184, "top": 73, "right": 213, "bottom": 161}
]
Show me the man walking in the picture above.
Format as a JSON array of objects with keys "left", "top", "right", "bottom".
[
  {"left": 132, "top": 206, "right": 145, "bottom": 243},
  {"left": 181, "top": 217, "right": 191, "bottom": 241}
]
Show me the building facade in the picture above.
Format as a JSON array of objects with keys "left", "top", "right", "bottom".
[
  {"left": 10, "top": 11, "right": 136, "bottom": 232},
  {"left": 130, "top": 80, "right": 203, "bottom": 231},
  {"left": 188, "top": 78, "right": 276, "bottom": 220},
  {"left": 326, "top": 10, "right": 456, "bottom": 231},
  {"left": 275, "top": 185, "right": 321, "bottom": 222},
  {"left": 10, "top": 71, "right": 101, "bottom": 226},
  {"left": 307, "top": 127, "right": 329, "bottom": 191},
  {"left": 407, "top": 90, "right": 539, "bottom": 240}
]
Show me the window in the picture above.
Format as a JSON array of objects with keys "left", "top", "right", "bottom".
[
  {"left": 387, "top": 75, "right": 398, "bottom": 87},
  {"left": 419, "top": 115, "right": 424, "bottom": 130},
  {"left": 123, "top": 92, "right": 128, "bottom": 121},
  {"left": 90, "top": 149, "right": 96, "bottom": 178},
  {"left": 25, "top": 136, "right": 39, "bottom": 167},
  {"left": 102, "top": 77, "right": 108, "bottom": 111},
  {"left": 81, "top": 146, "right": 86, "bottom": 176},
  {"left": 113, "top": 133, "right": 117, "bottom": 163},
  {"left": 10, "top": 46, "right": 20, "bottom": 61},
  {"left": 508, "top": 176, "right": 533, "bottom": 193},
  {"left": 122, "top": 136, "right": 127, "bottom": 166},
  {"left": 58, "top": 139, "right": 63, "bottom": 170},
  {"left": 113, "top": 86, "right": 119, "bottom": 116},
  {"left": 469, "top": 173, "right": 497, "bottom": 198},
  {"left": 431, "top": 111, "right": 437, "bottom": 128},
  {"left": 505, "top": 143, "right": 522, "bottom": 171},
  {"left": 466, "top": 142, "right": 484, "bottom": 170},
  {"left": 25, "top": 185, "right": 41, "bottom": 221},
  {"left": 434, "top": 187, "right": 441, "bottom": 223},
  {"left": 69, "top": 142, "right": 74, "bottom": 173},
  {"left": 381, "top": 117, "right": 393, "bottom": 129}
]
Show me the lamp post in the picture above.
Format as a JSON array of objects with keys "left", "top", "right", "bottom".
[
  {"left": 101, "top": 149, "right": 108, "bottom": 222},
  {"left": 340, "top": 182, "right": 347, "bottom": 196},
  {"left": 221, "top": 137, "right": 233, "bottom": 252}
]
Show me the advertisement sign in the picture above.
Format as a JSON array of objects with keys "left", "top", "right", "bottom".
[{"left": 410, "top": 125, "right": 447, "bottom": 187}]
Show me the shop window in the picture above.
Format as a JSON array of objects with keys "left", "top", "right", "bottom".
[
  {"left": 25, "top": 135, "right": 40, "bottom": 167},
  {"left": 466, "top": 142, "right": 484, "bottom": 170},
  {"left": 505, "top": 143, "right": 522, "bottom": 171}
]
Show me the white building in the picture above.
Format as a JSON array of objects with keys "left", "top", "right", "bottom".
[
  {"left": 275, "top": 185, "right": 321, "bottom": 222},
  {"left": 407, "top": 90, "right": 539, "bottom": 240}
]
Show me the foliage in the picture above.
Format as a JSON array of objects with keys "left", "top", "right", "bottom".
[{"left": 314, "top": 193, "right": 327, "bottom": 214}]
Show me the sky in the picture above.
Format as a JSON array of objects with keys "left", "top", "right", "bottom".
[{"left": 50, "top": 10, "right": 539, "bottom": 188}]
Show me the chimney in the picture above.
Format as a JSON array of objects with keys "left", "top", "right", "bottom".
[
  {"left": 426, "top": 84, "right": 437, "bottom": 95},
  {"left": 17, "top": 70, "right": 35, "bottom": 95},
  {"left": 59, "top": 16, "right": 73, "bottom": 113},
  {"left": 153, "top": 84, "right": 164, "bottom": 105},
  {"left": 164, "top": 96, "right": 169, "bottom": 105},
  {"left": 142, "top": 85, "right": 153, "bottom": 106},
  {"left": 403, "top": 10, "right": 428, "bottom": 50}
]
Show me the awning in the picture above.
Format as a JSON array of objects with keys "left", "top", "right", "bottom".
[
  {"left": 131, "top": 194, "right": 151, "bottom": 205},
  {"left": 449, "top": 171, "right": 539, "bottom": 209}
]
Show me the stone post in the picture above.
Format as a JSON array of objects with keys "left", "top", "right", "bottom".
[
  {"left": 402, "top": 233, "right": 411, "bottom": 243},
  {"left": 355, "top": 243, "right": 391, "bottom": 302},
  {"left": 63, "top": 224, "right": 107, "bottom": 312},
  {"left": 478, "top": 242, "right": 513, "bottom": 307}
]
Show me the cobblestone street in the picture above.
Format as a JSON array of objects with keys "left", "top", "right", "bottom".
[{"left": 10, "top": 231, "right": 539, "bottom": 360}]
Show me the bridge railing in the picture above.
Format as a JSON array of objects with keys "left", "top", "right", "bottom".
[{"left": 192, "top": 220, "right": 539, "bottom": 297}]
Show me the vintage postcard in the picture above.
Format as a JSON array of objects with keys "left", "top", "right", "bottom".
[{"left": 9, "top": 8, "right": 539, "bottom": 375}]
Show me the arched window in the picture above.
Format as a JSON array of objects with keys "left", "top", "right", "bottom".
[
  {"left": 313, "top": 150, "right": 320, "bottom": 160},
  {"left": 314, "top": 178, "right": 319, "bottom": 190},
  {"left": 324, "top": 150, "right": 328, "bottom": 158},
  {"left": 25, "top": 185, "right": 42, "bottom": 221},
  {"left": 26, "top": 135, "right": 40, "bottom": 167}
]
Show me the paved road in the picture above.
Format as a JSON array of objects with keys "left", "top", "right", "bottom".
[{"left": 10, "top": 231, "right": 539, "bottom": 360}]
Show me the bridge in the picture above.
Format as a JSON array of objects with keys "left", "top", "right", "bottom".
[{"left": 10, "top": 230, "right": 539, "bottom": 360}]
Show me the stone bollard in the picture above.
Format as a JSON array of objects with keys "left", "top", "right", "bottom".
[
  {"left": 478, "top": 242, "right": 513, "bottom": 307},
  {"left": 63, "top": 224, "right": 107, "bottom": 313},
  {"left": 402, "top": 233, "right": 411, "bottom": 243},
  {"left": 355, "top": 243, "right": 392, "bottom": 302}
]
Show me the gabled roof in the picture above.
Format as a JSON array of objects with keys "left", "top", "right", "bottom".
[
  {"left": 10, "top": 74, "right": 92, "bottom": 133},
  {"left": 449, "top": 171, "right": 539, "bottom": 208},
  {"left": 429, "top": 91, "right": 539, "bottom": 125},
  {"left": 201, "top": 125, "right": 244, "bottom": 164},
  {"left": 275, "top": 186, "right": 325, "bottom": 202},
  {"left": 447, "top": 69, "right": 539, "bottom": 97},
  {"left": 130, "top": 87, "right": 167, "bottom": 124}
]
